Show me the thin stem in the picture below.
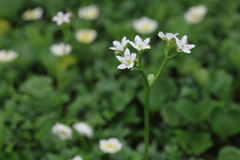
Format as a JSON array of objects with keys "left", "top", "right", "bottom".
[
  {"left": 149, "top": 55, "right": 169, "bottom": 87},
  {"left": 138, "top": 51, "right": 143, "bottom": 68},
  {"left": 139, "top": 70, "right": 150, "bottom": 160},
  {"left": 143, "top": 86, "right": 150, "bottom": 160}
]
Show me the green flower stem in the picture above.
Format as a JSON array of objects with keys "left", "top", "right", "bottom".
[
  {"left": 139, "top": 70, "right": 150, "bottom": 160},
  {"left": 149, "top": 54, "right": 169, "bottom": 87},
  {"left": 139, "top": 49, "right": 170, "bottom": 160}
]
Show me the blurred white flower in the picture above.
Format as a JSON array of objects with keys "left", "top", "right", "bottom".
[
  {"left": 0, "top": 50, "right": 18, "bottom": 62},
  {"left": 51, "top": 123, "right": 72, "bottom": 140},
  {"left": 175, "top": 35, "right": 195, "bottom": 53},
  {"left": 184, "top": 5, "right": 207, "bottom": 24},
  {"left": 133, "top": 16, "right": 158, "bottom": 34},
  {"left": 50, "top": 43, "right": 72, "bottom": 56},
  {"left": 129, "top": 35, "right": 150, "bottom": 51},
  {"left": 99, "top": 138, "right": 122, "bottom": 154},
  {"left": 72, "top": 122, "right": 93, "bottom": 138},
  {"left": 116, "top": 48, "right": 136, "bottom": 69},
  {"left": 109, "top": 36, "right": 128, "bottom": 51},
  {"left": 75, "top": 29, "right": 97, "bottom": 44},
  {"left": 70, "top": 156, "right": 83, "bottom": 160},
  {"left": 22, "top": 7, "right": 43, "bottom": 21},
  {"left": 158, "top": 31, "right": 179, "bottom": 41},
  {"left": 52, "top": 11, "right": 71, "bottom": 26},
  {"left": 78, "top": 5, "right": 99, "bottom": 20}
]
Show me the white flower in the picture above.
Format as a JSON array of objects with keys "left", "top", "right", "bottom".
[
  {"left": 52, "top": 11, "right": 71, "bottom": 26},
  {"left": 184, "top": 5, "right": 207, "bottom": 24},
  {"left": 129, "top": 35, "right": 150, "bottom": 51},
  {"left": 78, "top": 5, "right": 99, "bottom": 20},
  {"left": 109, "top": 36, "right": 128, "bottom": 51},
  {"left": 175, "top": 35, "right": 195, "bottom": 53},
  {"left": 0, "top": 50, "right": 18, "bottom": 62},
  {"left": 50, "top": 43, "right": 72, "bottom": 56},
  {"left": 22, "top": 7, "right": 43, "bottom": 21},
  {"left": 99, "top": 138, "right": 122, "bottom": 154},
  {"left": 72, "top": 122, "right": 93, "bottom": 138},
  {"left": 51, "top": 123, "right": 72, "bottom": 140},
  {"left": 116, "top": 48, "right": 136, "bottom": 69},
  {"left": 133, "top": 16, "right": 158, "bottom": 34},
  {"left": 158, "top": 31, "right": 179, "bottom": 41},
  {"left": 70, "top": 156, "right": 83, "bottom": 160},
  {"left": 75, "top": 29, "right": 97, "bottom": 44}
]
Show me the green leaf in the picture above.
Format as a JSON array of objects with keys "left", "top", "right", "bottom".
[
  {"left": 218, "top": 146, "right": 240, "bottom": 160},
  {"left": 209, "top": 107, "right": 240, "bottom": 139},
  {"left": 175, "top": 130, "right": 212, "bottom": 155},
  {"left": 0, "top": 118, "right": 6, "bottom": 149},
  {"left": 176, "top": 99, "right": 215, "bottom": 123},
  {"left": 161, "top": 102, "right": 182, "bottom": 126}
]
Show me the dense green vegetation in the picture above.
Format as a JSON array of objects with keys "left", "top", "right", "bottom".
[{"left": 1, "top": 0, "right": 240, "bottom": 160}]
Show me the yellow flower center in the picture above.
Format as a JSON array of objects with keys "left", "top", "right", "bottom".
[
  {"left": 60, "top": 130, "right": 67, "bottom": 135},
  {"left": 126, "top": 60, "right": 132, "bottom": 65},
  {"left": 105, "top": 144, "right": 118, "bottom": 149},
  {"left": 140, "top": 24, "right": 150, "bottom": 32},
  {"left": 24, "top": 11, "right": 36, "bottom": 20},
  {"left": 137, "top": 45, "right": 142, "bottom": 49},
  {"left": 79, "top": 33, "right": 92, "bottom": 43}
]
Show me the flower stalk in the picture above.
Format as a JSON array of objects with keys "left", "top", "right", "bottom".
[{"left": 110, "top": 32, "right": 195, "bottom": 160}]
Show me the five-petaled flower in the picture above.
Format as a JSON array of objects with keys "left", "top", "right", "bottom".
[
  {"left": 116, "top": 48, "right": 136, "bottom": 69},
  {"left": 184, "top": 5, "right": 207, "bottom": 24},
  {"left": 158, "top": 31, "right": 179, "bottom": 41},
  {"left": 22, "top": 7, "right": 43, "bottom": 21},
  {"left": 75, "top": 29, "right": 97, "bottom": 44},
  {"left": 0, "top": 50, "right": 18, "bottom": 62},
  {"left": 50, "top": 43, "right": 72, "bottom": 56},
  {"left": 51, "top": 123, "right": 72, "bottom": 140},
  {"left": 129, "top": 35, "right": 150, "bottom": 51},
  {"left": 78, "top": 4, "right": 99, "bottom": 20},
  {"left": 175, "top": 35, "right": 195, "bottom": 53},
  {"left": 72, "top": 122, "right": 93, "bottom": 138},
  {"left": 52, "top": 11, "right": 71, "bottom": 26},
  {"left": 133, "top": 16, "right": 158, "bottom": 34},
  {"left": 109, "top": 36, "right": 128, "bottom": 52},
  {"left": 99, "top": 138, "right": 122, "bottom": 154}
]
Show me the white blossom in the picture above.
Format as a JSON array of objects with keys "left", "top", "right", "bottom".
[
  {"left": 158, "top": 31, "right": 179, "bottom": 41},
  {"left": 78, "top": 5, "right": 99, "bottom": 20},
  {"left": 116, "top": 48, "right": 136, "bottom": 69},
  {"left": 133, "top": 16, "right": 158, "bottom": 34},
  {"left": 52, "top": 11, "right": 71, "bottom": 26},
  {"left": 72, "top": 122, "right": 93, "bottom": 138},
  {"left": 22, "top": 7, "right": 43, "bottom": 21},
  {"left": 51, "top": 123, "right": 72, "bottom": 140},
  {"left": 75, "top": 29, "right": 97, "bottom": 44},
  {"left": 129, "top": 35, "right": 150, "bottom": 51},
  {"left": 99, "top": 138, "right": 122, "bottom": 154},
  {"left": 50, "top": 43, "right": 72, "bottom": 56},
  {"left": 109, "top": 36, "right": 128, "bottom": 51},
  {"left": 0, "top": 50, "right": 18, "bottom": 62},
  {"left": 70, "top": 156, "right": 83, "bottom": 160},
  {"left": 175, "top": 35, "right": 195, "bottom": 53},
  {"left": 184, "top": 5, "right": 207, "bottom": 24}
]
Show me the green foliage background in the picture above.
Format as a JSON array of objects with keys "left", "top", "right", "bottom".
[{"left": 0, "top": 0, "right": 240, "bottom": 160}]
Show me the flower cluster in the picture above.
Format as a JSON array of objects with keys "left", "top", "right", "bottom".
[
  {"left": 110, "top": 32, "right": 195, "bottom": 70},
  {"left": 51, "top": 122, "right": 122, "bottom": 155}
]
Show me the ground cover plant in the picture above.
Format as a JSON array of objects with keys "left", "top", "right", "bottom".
[{"left": 0, "top": 0, "right": 240, "bottom": 160}]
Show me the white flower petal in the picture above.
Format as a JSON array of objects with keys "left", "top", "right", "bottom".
[{"left": 117, "top": 64, "right": 127, "bottom": 69}]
